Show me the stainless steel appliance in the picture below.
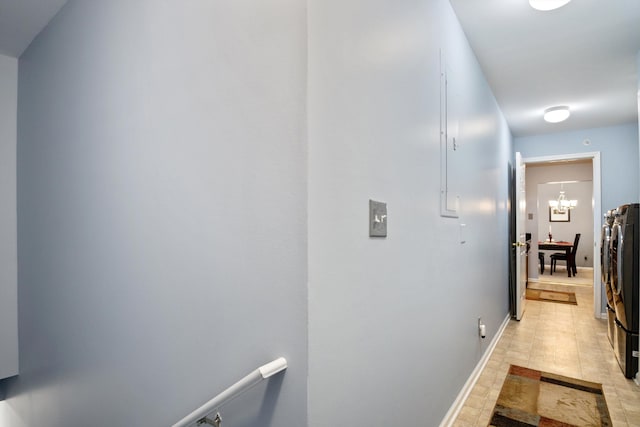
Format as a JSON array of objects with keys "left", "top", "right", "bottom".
[
  {"left": 610, "top": 203, "right": 640, "bottom": 378},
  {"left": 601, "top": 209, "right": 616, "bottom": 347}
]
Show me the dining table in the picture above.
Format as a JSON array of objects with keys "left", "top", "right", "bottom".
[{"left": 538, "top": 240, "right": 575, "bottom": 277}]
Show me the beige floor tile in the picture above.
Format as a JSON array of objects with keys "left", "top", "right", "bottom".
[
  {"left": 623, "top": 412, "right": 640, "bottom": 427},
  {"left": 610, "top": 415, "right": 629, "bottom": 427},
  {"left": 462, "top": 394, "right": 485, "bottom": 411},
  {"left": 450, "top": 418, "right": 474, "bottom": 427},
  {"left": 486, "top": 388, "right": 500, "bottom": 402},
  {"left": 452, "top": 272, "right": 640, "bottom": 427},
  {"left": 475, "top": 407, "right": 493, "bottom": 427},
  {"left": 455, "top": 406, "right": 481, "bottom": 426}
]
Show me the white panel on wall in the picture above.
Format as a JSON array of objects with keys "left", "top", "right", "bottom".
[{"left": 440, "top": 51, "right": 461, "bottom": 218}]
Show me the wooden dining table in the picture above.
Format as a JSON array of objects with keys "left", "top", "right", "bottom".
[{"left": 538, "top": 241, "right": 575, "bottom": 277}]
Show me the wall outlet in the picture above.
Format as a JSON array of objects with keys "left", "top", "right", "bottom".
[{"left": 478, "top": 317, "right": 486, "bottom": 339}]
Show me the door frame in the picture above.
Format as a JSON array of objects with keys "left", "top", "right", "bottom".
[
  {"left": 514, "top": 152, "right": 527, "bottom": 320},
  {"left": 522, "top": 151, "right": 602, "bottom": 319}
]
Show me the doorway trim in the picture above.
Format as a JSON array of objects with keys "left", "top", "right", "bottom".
[{"left": 522, "top": 151, "right": 602, "bottom": 319}]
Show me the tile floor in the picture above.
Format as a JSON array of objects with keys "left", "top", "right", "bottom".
[{"left": 452, "top": 272, "right": 640, "bottom": 427}]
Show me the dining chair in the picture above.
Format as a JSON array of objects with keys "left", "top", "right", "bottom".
[
  {"left": 550, "top": 233, "right": 581, "bottom": 276},
  {"left": 538, "top": 252, "right": 545, "bottom": 274}
]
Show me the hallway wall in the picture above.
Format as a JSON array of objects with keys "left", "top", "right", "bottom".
[
  {"left": 308, "top": 0, "right": 513, "bottom": 425},
  {"left": 0, "top": 54, "right": 18, "bottom": 382},
  {"left": 6, "top": 1, "right": 514, "bottom": 426},
  {"left": 7, "top": 2, "right": 307, "bottom": 426},
  {"left": 515, "top": 123, "right": 639, "bottom": 213}
]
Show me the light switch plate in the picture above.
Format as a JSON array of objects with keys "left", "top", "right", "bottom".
[{"left": 369, "top": 200, "right": 387, "bottom": 237}]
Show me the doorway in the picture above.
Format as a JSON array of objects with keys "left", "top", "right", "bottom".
[{"left": 521, "top": 152, "right": 602, "bottom": 319}]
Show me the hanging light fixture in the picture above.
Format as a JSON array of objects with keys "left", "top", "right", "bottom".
[
  {"left": 529, "top": 0, "right": 571, "bottom": 11},
  {"left": 548, "top": 185, "right": 577, "bottom": 212}
]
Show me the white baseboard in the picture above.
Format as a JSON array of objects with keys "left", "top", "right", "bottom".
[{"left": 438, "top": 313, "right": 511, "bottom": 427}]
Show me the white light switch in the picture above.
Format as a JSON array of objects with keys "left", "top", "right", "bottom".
[{"left": 369, "top": 200, "right": 387, "bottom": 237}]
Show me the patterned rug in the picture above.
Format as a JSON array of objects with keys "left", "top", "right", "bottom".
[
  {"left": 489, "top": 365, "right": 611, "bottom": 426},
  {"left": 526, "top": 288, "right": 577, "bottom": 305}
]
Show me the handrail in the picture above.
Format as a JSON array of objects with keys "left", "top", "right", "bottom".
[{"left": 172, "top": 357, "right": 288, "bottom": 427}]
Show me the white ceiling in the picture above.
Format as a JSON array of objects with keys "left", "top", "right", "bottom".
[
  {"left": 449, "top": 0, "right": 640, "bottom": 137},
  {"left": 1, "top": 1, "right": 638, "bottom": 138},
  {"left": 0, "top": 0, "right": 67, "bottom": 57}
]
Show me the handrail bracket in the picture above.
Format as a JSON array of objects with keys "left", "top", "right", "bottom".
[{"left": 197, "top": 412, "right": 222, "bottom": 427}]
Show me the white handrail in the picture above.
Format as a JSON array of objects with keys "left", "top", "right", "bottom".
[{"left": 172, "top": 357, "right": 288, "bottom": 427}]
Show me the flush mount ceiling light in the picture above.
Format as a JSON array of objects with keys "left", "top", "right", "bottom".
[
  {"left": 529, "top": 0, "right": 571, "bottom": 11},
  {"left": 543, "top": 106, "right": 570, "bottom": 123}
]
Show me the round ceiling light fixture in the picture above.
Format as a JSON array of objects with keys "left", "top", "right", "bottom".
[
  {"left": 544, "top": 106, "right": 571, "bottom": 123},
  {"left": 529, "top": 0, "right": 571, "bottom": 11}
]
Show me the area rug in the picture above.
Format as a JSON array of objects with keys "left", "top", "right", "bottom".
[
  {"left": 489, "top": 365, "right": 611, "bottom": 427},
  {"left": 526, "top": 288, "right": 577, "bottom": 305}
]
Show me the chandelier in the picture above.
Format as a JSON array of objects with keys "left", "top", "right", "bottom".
[{"left": 548, "top": 187, "right": 577, "bottom": 213}]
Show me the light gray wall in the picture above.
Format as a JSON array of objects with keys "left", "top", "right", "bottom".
[
  {"left": 0, "top": 54, "right": 18, "bottom": 382},
  {"left": 7, "top": 2, "right": 307, "bottom": 427},
  {"left": 515, "top": 123, "right": 639, "bottom": 213},
  {"left": 524, "top": 162, "right": 594, "bottom": 278},
  {"left": 308, "top": 0, "right": 512, "bottom": 425},
  {"left": 7, "top": 1, "right": 515, "bottom": 426}
]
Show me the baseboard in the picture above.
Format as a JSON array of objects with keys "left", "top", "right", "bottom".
[{"left": 438, "top": 313, "right": 511, "bottom": 427}]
